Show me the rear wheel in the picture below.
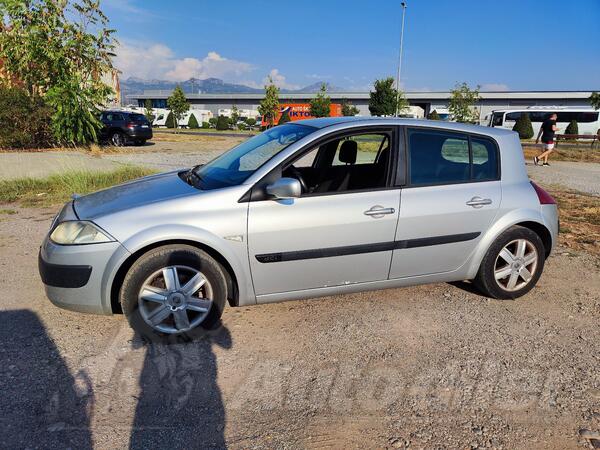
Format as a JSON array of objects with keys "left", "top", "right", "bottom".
[
  {"left": 110, "top": 131, "right": 125, "bottom": 147},
  {"left": 474, "top": 226, "right": 545, "bottom": 299},
  {"left": 120, "top": 245, "right": 227, "bottom": 342}
]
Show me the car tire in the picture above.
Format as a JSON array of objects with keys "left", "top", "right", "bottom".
[
  {"left": 110, "top": 131, "right": 125, "bottom": 147},
  {"left": 474, "top": 225, "right": 546, "bottom": 300},
  {"left": 120, "top": 245, "right": 227, "bottom": 342}
]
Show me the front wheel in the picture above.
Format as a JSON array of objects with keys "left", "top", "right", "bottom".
[
  {"left": 120, "top": 245, "right": 227, "bottom": 342},
  {"left": 474, "top": 226, "right": 546, "bottom": 299}
]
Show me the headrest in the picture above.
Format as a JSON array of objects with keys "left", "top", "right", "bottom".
[{"left": 339, "top": 140, "right": 357, "bottom": 164}]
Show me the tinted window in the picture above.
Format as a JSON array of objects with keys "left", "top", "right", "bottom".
[
  {"left": 408, "top": 129, "right": 498, "bottom": 185},
  {"left": 505, "top": 112, "right": 520, "bottom": 121},
  {"left": 492, "top": 113, "right": 504, "bottom": 126},
  {"left": 471, "top": 137, "right": 498, "bottom": 180},
  {"left": 409, "top": 130, "right": 470, "bottom": 185},
  {"left": 129, "top": 113, "right": 147, "bottom": 122}
]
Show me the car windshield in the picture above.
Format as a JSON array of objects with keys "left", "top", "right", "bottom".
[{"left": 192, "top": 123, "right": 316, "bottom": 190}]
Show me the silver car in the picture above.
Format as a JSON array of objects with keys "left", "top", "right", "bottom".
[{"left": 39, "top": 118, "right": 559, "bottom": 340}]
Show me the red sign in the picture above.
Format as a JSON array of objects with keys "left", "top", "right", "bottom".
[{"left": 262, "top": 103, "right": 342, "bottom": 126}]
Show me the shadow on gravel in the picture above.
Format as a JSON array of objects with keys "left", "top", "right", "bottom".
[
  {"left": 129, "top": 325, "right": 232, "bottom": 450},
  {"left": 0, "top": 309, "right": 93, "bottom": 449}
]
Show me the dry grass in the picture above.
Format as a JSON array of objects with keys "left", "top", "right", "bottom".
[
  {"left": 550, "top": 188, "right": 600, "bottom": 256},
  {"left": 0, "top": 166, "right": 157, "bottom": 207},
  {"left": 522, "top": 144, "right": 600, "bottom": 163}
]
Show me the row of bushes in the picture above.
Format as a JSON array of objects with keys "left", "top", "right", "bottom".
[{"left": 164, "top": 112, "right": 257, "bottom": 131}]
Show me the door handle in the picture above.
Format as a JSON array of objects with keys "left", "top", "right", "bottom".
[
  {"left": 364, "top": 205, "right": 395, "bottom": 218},
  {"left": 466, "top": 197, "right": 492, "bottom": 208}
]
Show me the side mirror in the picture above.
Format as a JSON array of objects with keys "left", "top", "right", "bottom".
[{"left": 265, "top": 177, "right": 301, "bottom": 199}]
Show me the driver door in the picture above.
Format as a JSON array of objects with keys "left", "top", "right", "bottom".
[{"left": 247, "top": 128, "right": 401, "bottom": 298}]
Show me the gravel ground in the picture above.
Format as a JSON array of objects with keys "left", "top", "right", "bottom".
[
  {"left": 526, "top": 162, "right": 600, "bottom": 195},
  {"left": 1, "top": 207, "right": 599, "bottom": 449}
]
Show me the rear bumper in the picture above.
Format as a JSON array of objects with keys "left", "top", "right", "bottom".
[
  {"left": 541, "top": 204, "right": 559, "bottom": 254},
  {"left": 126, "top": 128, "right": 152, "bottom": 140}
]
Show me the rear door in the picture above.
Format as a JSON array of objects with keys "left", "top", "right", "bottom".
[{"left": 389, "top": 127, "right": 501, "bottom": 279}]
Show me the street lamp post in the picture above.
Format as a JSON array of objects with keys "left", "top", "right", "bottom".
[{"left": 395, "top": 1, "right": 407, "bottom": 116}]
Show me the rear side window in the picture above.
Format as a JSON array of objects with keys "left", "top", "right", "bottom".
[{"left": 408, "top": 129, "right": 499, "bottom": 186}]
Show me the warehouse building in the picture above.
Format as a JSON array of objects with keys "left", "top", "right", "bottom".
[{"left": 130, "top": 90, "right": 596, "bottom": 123}]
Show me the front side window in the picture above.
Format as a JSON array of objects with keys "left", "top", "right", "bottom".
[
  {"left": 408, "top": 129, "right": 498, "bottom": 186},
  {"left": 194, "top": 123, "right": 315, "bottom": 190},
  {"left": 283, "top": 131, "right": 392, "bottom": 195}
]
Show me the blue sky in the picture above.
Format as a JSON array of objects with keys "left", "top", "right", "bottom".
[{"left": 105, "top": 0, "right": 600, "bottom": 91}]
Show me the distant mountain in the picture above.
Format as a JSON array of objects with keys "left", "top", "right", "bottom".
[{"left": 120, "top": 77, "right": 347, "bottom": 102}]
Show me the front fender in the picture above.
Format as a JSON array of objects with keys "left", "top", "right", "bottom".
[
  {"left": 464, "top": 207, "right": 548, "bottom": 279},
  {"left": 103, "top": 224, "right": 256, "bottom": 311}
]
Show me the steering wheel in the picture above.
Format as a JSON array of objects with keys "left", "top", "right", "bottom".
[{"left": 286, "top": 165, "right": 308, "bottom": 193}]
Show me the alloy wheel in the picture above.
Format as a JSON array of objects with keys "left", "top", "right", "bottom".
[
  {"left": 138, "top": 265, "right": 213, "bottom": 334},
  {"left": 493, "top": 239, "right": 538, "bottom": 292},
  {"left": 111, "top": 132, "right": 124, "bottom": 146}
]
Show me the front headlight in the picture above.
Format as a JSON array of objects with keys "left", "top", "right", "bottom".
[{"left": 50, "top": 221, "right": 114, "bottom": 245}]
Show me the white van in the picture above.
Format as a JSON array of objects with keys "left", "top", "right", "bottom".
[{"left": 488, "top": 107, "right": 600, "bottom": 135}]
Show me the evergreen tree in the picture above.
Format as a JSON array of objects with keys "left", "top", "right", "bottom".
[
  {"left": 144, "top": 99, "right": 154, "bottom": 122},
  {"left": 165, "top": 111, "right": 175, "bottom": 129},
  {"left": 188, "top": 112, "right": 199, "bottom": 129},
  {"left": 341, "top": 98, "right": 360, "bottom": 116},
  {"left": 565, "top": 120, "right": 579, "bottom": 136},
  {"left": 258, "top": 77, "right": 280, "bottom": 128},
  {"left": 167, "top": 85, "right": 189, "bottom": 132},
  {"left": 512, "top": 113, "right": 534, "bottom": 139},
  {"left": 216, "top": 115, "right": 229, "bottom": 131},
  {"left": 369, "top": 77, "right": 400, "bottom": 116},
  {"left": 590, "top": 92, "right": 600, "bottom": 110},
  {"left": 309, "top": 83, "right": 331, "bottom": 118}
]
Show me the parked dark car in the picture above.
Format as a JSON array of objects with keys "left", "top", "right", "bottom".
[{"left": 99, "top": 111, "right": 153, "bottom": 146}]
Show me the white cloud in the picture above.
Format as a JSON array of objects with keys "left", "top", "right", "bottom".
[
  {"left": 481, "top": 83, "right": 510, "bottom": 91},
  {"left": 114, "top": 42, "right": 254, "bottom": 82},
  {"left": 263, "top": 69, "right": 300, "bottom": 90}
]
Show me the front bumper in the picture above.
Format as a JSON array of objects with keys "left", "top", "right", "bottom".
[{"left": 39, "top": 235, "right": 130, "bottom": 315}]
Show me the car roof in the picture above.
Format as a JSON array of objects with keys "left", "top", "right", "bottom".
[{"left": 294, "top": 116, "right": 516, "bottom": 138}]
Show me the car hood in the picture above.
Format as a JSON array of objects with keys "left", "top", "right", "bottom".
[{"left": 74, "top": 170, "right": 198, "bottom": 220}]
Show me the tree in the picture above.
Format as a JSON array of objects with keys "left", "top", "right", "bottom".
[
  {"left": 309, "top": 83, "right": 331, "bottom": 118},
  {"left": 165, "top": 111, "right": 175, "bottom": 129},
  {"left": 258, "top": 76, "right": 280, "bottom": 128},
  {"left": 512, "top": 113, "right": 534, "bottom": 139},
  {"left": 144, "top": 99, "right": 154, "bottom": 122},
  {"left": 590, "top": 92, "right": 600, "bottom": 110},
  {"left": 448, "top": 82, "right": 481, "bottom": 123},
  {"left": 208, "top": 117, "right": 217, "bottom": 127},
  {"left": 369, "top": 77, "right": 405, "bottom": 116},
  {"left": 341, "top": 98, "right": 360, "bottom": 116},
  {"left": 167, "top": 86, "right": 189, "bottom": 131},
  {"left": 278, "top": 108, "right": 291, "bottom": 125},
  {"left": 246, "top": 117, "right": 257, "bottom": 127},
  {"left": 0, "top": 0, "right": 117, "bottom": 145},
  {"left": 231, "top": 105, "right": 240, "bottom": 124},
  {"left": 188, "top": 112, "right": 199, "bottom": 129},
  {"left": 428, "top": 110, "right": 440, "bottom": 120},
  {"left": 216, "top": 115, "right": 229, "bottom": 131},
  {"left": 565, "top": 119, "right": 579, "bottom": 136},
  {"left": 201, "top": 121, "right": 210, "bottom": 129}
]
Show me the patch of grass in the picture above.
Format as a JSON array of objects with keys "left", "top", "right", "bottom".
[
  {"left": 522, "top": 144, "right": 600, "bottom": 163},
  {"left": 550, "top": 188, "right": 600, "bottom": 257},
  {"left": 0, "top": 166, "right": 157, "bottom": 207},
  {"left": 0, "top": 208, "right": 17, "bottom": 215}
]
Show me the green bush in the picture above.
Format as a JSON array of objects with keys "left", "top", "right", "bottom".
[
  {"left": 278, "top": 109, "right": 291, "bottom": 125},
  {"left": 188, "top": 113, "right": 199, "bottom": 129},
  {"left": 216, "top": 115, "right": 229, "bottom": 131},
  {"left": 0, "top": 85, "right": 54, "bottom": 149},
  {"left": 246, "top": 117, "right": 257, "bottom": 127},
  {"left": 165, "top": 111, "right": 175, "bottom": 128},
  {"left": 428, "top": 110, "right": 440, "bottom": 120},
  {"left": 208, "top": 117, "right": 217, "bottom": 127},
  {"left": 202, "top": 121, "right": 210, "bottom": 129},
  {"left": 565, "top": 120, "right": 578, "bottom": 136},
  {"left": 512, "top": 113, "right": 534, "bottom": 139},
  {"left": 238, "top": 122, "right": 247, "bottom": 130}
]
